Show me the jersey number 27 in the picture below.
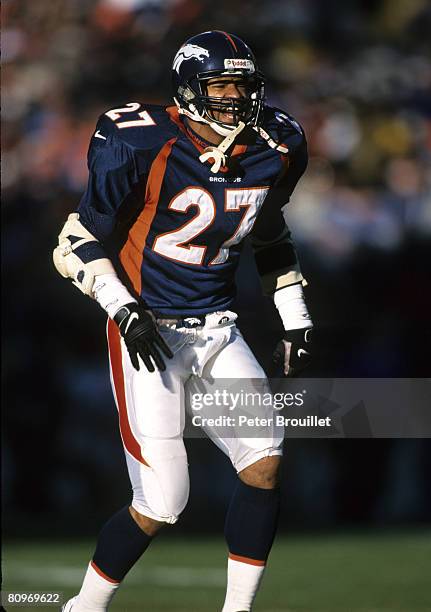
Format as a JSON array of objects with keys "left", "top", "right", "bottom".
[{"left": 153, "top": 186, "right": 269, "bottom": 266}]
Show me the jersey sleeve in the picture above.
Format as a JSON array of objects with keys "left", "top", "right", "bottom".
[
  {"left": 74, "top": 114, "right": 150, "bottom": 265},
  {"left": 250, "top": 130, "right": 308, "bottom": 294}
]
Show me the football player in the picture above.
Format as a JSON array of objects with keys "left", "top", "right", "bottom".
[{"left": 56, "top": 31, "right": 313, "bottom": 612}]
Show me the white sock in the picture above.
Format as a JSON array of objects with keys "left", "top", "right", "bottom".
[
  {"left": 222, "top": 557, "right": 266, "bottom": 612},
  {"left": 73, "top": 562, "right": 120, "bottom": 611}
]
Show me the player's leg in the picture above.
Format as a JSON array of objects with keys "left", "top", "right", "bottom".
[
  {"left": 222, "top": 455, "right": 281, "bottom": 612},
  {"left": 69, "top": 508, "right": 163, "bottom": 612},
  {"left": 66, "top": 321, "right": 191, "bottom": 612},
  {"left": 191, "top": 326, "right": 284, "bottom": 612}
]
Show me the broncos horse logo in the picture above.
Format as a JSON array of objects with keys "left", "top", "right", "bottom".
[{"left": 173, "top": 44, "right": 210, "bottom": 73}]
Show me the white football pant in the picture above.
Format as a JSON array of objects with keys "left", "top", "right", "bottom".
[{"left": 107, "top": 311, "right": 284, "bottom": 524}]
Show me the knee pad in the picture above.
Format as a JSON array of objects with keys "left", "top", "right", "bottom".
[{"left": 129, "top": 438, "right": 189, "bottom": 524}]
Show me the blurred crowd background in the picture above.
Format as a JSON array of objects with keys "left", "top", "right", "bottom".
[{"left": 2, "top": 0, "right": 431, "bottom": 537}]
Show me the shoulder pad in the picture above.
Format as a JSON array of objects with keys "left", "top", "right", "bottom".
[
  {"left": 92, "top": 103, "right": 179, "bottom": 152},
  {"left": 261, "top": 106, "right": 305, "bottom": 151}
]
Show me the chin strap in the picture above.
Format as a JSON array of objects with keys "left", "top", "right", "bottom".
[{"left": 199, "top": 121, "right": 246, "bottom": 173}]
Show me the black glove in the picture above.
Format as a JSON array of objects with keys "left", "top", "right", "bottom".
[
  {"left": 114, "top": 303, "right": 173, "bottom": 373},
  {"left": 273, "top": 327, "right": 313, "bottom": 377}
]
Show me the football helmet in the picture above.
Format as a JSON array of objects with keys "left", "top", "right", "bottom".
[{"left": 172, "top": 30, "right": 265, "bottom": 136}]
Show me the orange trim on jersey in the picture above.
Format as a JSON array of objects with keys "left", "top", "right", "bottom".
[
  {"left": 166, "top": 105, "right": 184, "bottom": 131},
  {"left": 184, "top": 127, "right": 207, "bottom": 154},
  {"left": 228, "top": 553, "right": 266, "bottom": 567},
  {"left": 233, "top": 144, "right": 247, "bottom": 157},
  {"left": 107, "top": 318, "right": 149, "bottom": 467},
  {"left": 91, "top": 560, "right": 120, "bottom": 584},
  {"left": 119, "top": 137, "right": 177, "bottom": 294},
  {"left": 166, "top": 106, "right": 206, "bottom": 155}
]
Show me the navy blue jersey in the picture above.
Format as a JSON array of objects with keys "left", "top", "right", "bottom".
[{"left": 77, "top": 103, "right": 307, "bottom": 315}]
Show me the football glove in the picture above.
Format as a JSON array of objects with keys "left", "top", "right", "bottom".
[
  {"left": 273, "top": 327, "right": 313, "bottom": 377},
  {"left": 114, "top": 303, "right": 173, "bottom": 373}
]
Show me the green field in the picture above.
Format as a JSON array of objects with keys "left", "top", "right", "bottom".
[{"left": 2, "top": 531, "right": 431, "bottom": 611}]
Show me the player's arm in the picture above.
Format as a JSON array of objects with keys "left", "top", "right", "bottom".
[
  {"left": 250, "top": 136, "right": 313, "bottom": 376},
  {"left": 53, "top": 116, "right": 142, "bottom": 307},
  {"left": 53, "top": 116, "right": 172, "bottom": 372}
]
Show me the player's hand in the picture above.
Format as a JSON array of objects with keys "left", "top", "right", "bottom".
[
  {"left": 114, "top": 303, "right": 173, "bottom": 372},
  {"left": 273, "top": 327, "right": 313, "bottom": 377}
]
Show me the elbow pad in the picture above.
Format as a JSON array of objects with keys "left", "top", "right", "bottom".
[{"left": 53, "top": 213, "right": 116, "bottom": 297}]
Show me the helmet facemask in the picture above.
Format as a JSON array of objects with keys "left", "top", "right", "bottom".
[{"left": 176, "top": 70, "right": 265, "bottom": 136}]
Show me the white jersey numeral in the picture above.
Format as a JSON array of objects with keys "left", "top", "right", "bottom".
[
  {"left": 210, "top": 187, "right": 269, "bottom": 265},
  {"left": 153, "top": 188, "right": 216, "bottom": 265},
  {"left": 152, "top": 187, "right": 269, "bottom": 266},
  {"left": 105, "top": 103, "right": 156, "bottom": 128}
]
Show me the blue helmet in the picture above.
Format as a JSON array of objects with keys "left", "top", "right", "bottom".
[{"left": 172, "top": 31, "right": 265, "bottom": 135}]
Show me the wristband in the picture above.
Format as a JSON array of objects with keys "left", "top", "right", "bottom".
[
  {"left": 93, "top": 274, "right": 137, "bottom": 319},
  {"left": 274, "top": 283, "right": 312, "bottom": 331}
]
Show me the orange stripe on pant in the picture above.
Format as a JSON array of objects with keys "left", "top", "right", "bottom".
[
  {"left": 120, "top": 137, "right": 177, "bottom": 295},
  {"left": 228, "top": 552, "right": 266, "bottom": 567},
  {"left": 107, "top": 318, "right": 149, "bottom": 467}
]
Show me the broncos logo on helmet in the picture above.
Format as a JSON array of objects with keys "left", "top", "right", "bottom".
[{"left": 173, "top": 44, "right": 210, "bottom": 74}]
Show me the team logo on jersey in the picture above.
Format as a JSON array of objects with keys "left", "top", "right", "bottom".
[{"left": 173, "top": 44, "right": 210, "bottom": 73}]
